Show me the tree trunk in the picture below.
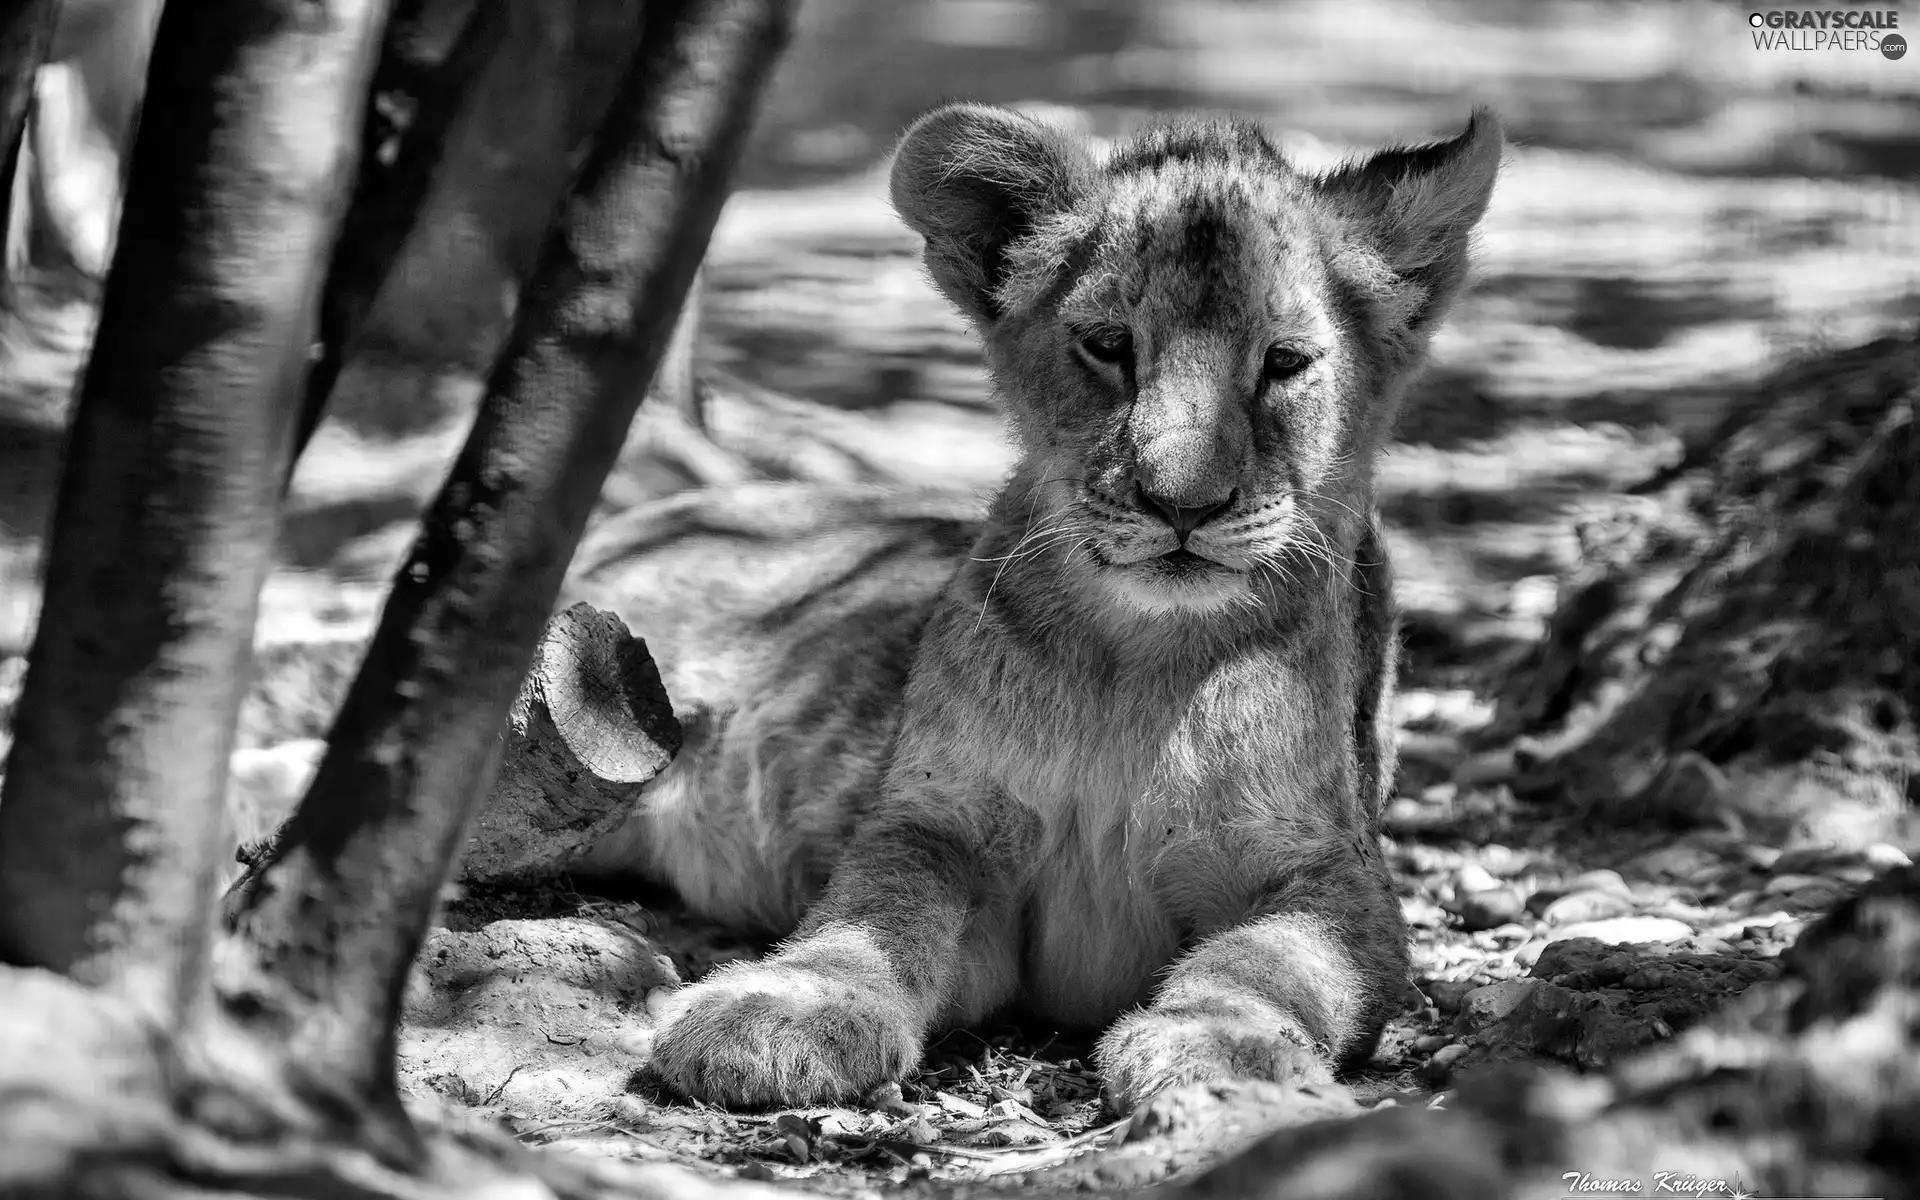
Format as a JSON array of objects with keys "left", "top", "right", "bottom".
[
  {"left": 0, "top": 0, "right": 390, "bottom": 1030},
  {"left": 289, "top": 0, "right": 509, "bottom": 471},
  {"left": 222, "top": 0, "right": 794, "bottom": 1156},
  {"left": 0, "top": 0, "right": 57, "bottom": 300}
]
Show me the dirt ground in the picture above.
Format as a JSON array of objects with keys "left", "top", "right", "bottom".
[{"left": 3, "top": 0, "right": 1919, "bottom": 1195}]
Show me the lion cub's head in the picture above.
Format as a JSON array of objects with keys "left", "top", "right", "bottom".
[{"left": 889, "top": 105, "right": 1501, "bottom": 619}]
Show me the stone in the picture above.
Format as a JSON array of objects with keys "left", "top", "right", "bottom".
[
  {"left": 1455, "top": 862, "right": 1500, "bottom": 895},
  {"left": 1866, "top": 842, "right": 1914, "bottom": 871},
  {"left": 1430, "top": 1043, "right": 1470, "bottom": 1070},
  {"left": 1566, "top": 869, "right": 1632, "bottom": 896},
  {"left": 1541, "top": 889, "right": 1637, "bottom": 926},
  {"left": 1550, "top": 916, "right": 1694, "bottom": 947},
  {"left": 1764, "top": 872, "right": 1827, "bottom": 894},
  {"left": 1454, "top": 749, "right": 1516, "bottom": 786},
  {"left": 1635, "top": 844, "right": 1727, "bottom": 885},
  {"left": 1461, "top": 980, "right": 1542, "bottom": 1029},
  {"left": 1449, "top": 886, "right": 1528, "bottom": 933},
  {"left": 1425, "top": 979, "right": 1480, "bottom": 1015}
]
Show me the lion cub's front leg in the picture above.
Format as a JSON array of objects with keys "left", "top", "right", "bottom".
[
  {"left": 648, "top": 808, "right": 1014, "bottom": 1108},
  {"left": 1095, "top": 834, "right": 1409, "bottom": 1111}
]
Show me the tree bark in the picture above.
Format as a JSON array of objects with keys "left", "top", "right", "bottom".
[
  {"left": 222, "top": 0, "right": 793, "bottom": 1153},
  {"left": 288, "top": 0, "right": 509, "bottom": 471},
  {"left": 0, "top": 0, "right": 58, "bottom": 298},
  {"left": 0, "top": 0, "right": 390, "bottom": 1028}
]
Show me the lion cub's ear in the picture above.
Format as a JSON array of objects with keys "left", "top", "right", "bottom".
[
  {"left": 890, "top": 104, "right": 1089, "bottom": 325},
  {"left": 1312, "top": 108, "right": 1504, "bottom": 332}
]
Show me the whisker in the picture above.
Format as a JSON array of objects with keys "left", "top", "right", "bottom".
[
  {"left": 1293, "top": 488, "right": 1371, "bottom": 526},
  {"left": 1062, "top": 535, "right": 1096, "bottom": 572},
  {"left": 970, "top": 511, "right": 1086, "bottom": 565},
  {"left": 971, "top": 516, "right": 1093, "bottom": 633}
]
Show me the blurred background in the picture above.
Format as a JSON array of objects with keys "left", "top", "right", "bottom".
[{"left": 2, "top": 0, "right": 1918, "bottom": 698}]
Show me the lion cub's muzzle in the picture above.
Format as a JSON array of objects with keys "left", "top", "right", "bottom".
[{"left": 1134, "top": 482, "right": 1236, "bottom": 544}]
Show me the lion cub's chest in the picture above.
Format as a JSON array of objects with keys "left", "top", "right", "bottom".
[{"left": 1008, "top": 734, "right": 1253, "bottom": 1027}]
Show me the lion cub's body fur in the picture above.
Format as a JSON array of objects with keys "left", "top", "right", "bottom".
[
  {"left": 573, "top": 484, "right": 1399, "bottom": 1029},
  {"left": 575, "top": 104, "right": 1501, "bottom": 1109}
]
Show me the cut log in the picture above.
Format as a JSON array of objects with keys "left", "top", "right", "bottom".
[
  {"left": 227, "top": 603, "right": 680, "bottom": 887},
  {"left": 460, "top": 602, "right": 681, "bottom": 886}
]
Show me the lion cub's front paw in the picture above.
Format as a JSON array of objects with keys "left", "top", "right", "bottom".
[
  {"left": 1094, "top": 1008, "right": 1335, "bottom": 1113},
  {"left": 647, "top": 961, "right": 922, "bottom": 1108}
]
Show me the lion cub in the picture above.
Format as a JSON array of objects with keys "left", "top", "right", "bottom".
[{"left": 571, "top": 103, "right": 1501, "bottom": 1111}]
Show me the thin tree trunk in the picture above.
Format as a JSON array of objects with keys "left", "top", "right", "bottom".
[
  {"left": 288, "top": 0, "right": 509, "bottom": 473},
  {"left": 0, "top": 0, "right": 57, "bottom": 300},
  {"left": 0, "top": 0, "right": 390, "bottom": 1028},
  {"left": 223, "top": 0, "right": 793, "bottom": 1148}
]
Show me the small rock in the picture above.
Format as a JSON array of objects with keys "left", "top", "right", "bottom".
[
  {"left": 1866, "top": 842, "right": 1913, "bottom": 871},
  {"left": 1454, "top": 749, "right": 1515, "bottom": 786},
  {"left": 1421, "top": 782, "right": 1459, "bottom": 806},
  {"left": 1506, "top": 575, "right": 1559, "bottom": 620},
  {"left": 1527, "top": 938, "right": 1619, "bottom": 981},
  {"left": 1448, "top": 886, "right": 1527, "bottom": 932},
  {"left": 1764, "top": 872, "right": 1826, "bottom": 895},
  {"left": 1637, "top": 844, "right": 1726, "bottom": 884},
  {"left": 1773, "top": 879, "right": 1851, "bottom": 912},
  {"left": 1455, "top": 862, "right": 1500, "bottom": 895},
  {"left": 1772, "top": 846, "right": 1855, "bottom": 875},
  {"left": 1385, "top": 796, "right": 1447, "bottom": 834},
  {"left": 1565, "top": 869, "right": 1631, "bottom": 896},
  {"left": 1542, "top": 890, "right": 1636, "bottom": 926},
  {"left": 1429, "top": 1043, "right": 1470, "bottom": 1070},
  {"left": 1512, "top": 939, "right": 1549, "bottom": 969},
  {"left": 1412, "top": 1034, "right": 1454, "bottom": 1054},
  {"left": 1550, "top": 916, "right": 1694, "bottom": 947},
  {"left": 1524, "top": 888, "right": 1566, "bottom": 918},
  {"left": 1424, "top": 979, "right": 1479, "bottom": 1014},
  {"left": 1480, "top": 844, "right": 1528, "bottom": 877},
  {"left": 1460, "top": 979, "right": 1541, "bottom": 1029},
  {"left": 1399, "top": 731, "right": 1466, "bottom": 773},
  {"left": 1745, "top": 845, "right": 1783, "bottom": 870},
  {"left": 1642, "top": 900, "right": 1715, "bottom": 926}
]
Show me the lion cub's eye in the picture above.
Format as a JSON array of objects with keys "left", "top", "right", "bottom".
[
  {"left": 1263, "top": 345, "right": 1313, "bottom": 381},
  {"left": 1078, "top": 326, "right": 1134, "bottom": 365}
]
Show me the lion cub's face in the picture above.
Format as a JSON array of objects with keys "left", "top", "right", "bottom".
[{"left": 891, "top": 107, "right": 1501, "bottom": 617}]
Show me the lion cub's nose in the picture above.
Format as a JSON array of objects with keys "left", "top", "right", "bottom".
[{"left": 1135, "top": 484, "right": 1235, "bottom": 541}]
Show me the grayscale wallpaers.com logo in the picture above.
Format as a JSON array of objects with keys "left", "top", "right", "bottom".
[{"left": 1748, "top": 8, "right": 1907, "bottom": 57}]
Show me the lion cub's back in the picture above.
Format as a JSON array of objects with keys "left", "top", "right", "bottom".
[{"left": 565, "top": 482, "right": 982, "bottom": 933}]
